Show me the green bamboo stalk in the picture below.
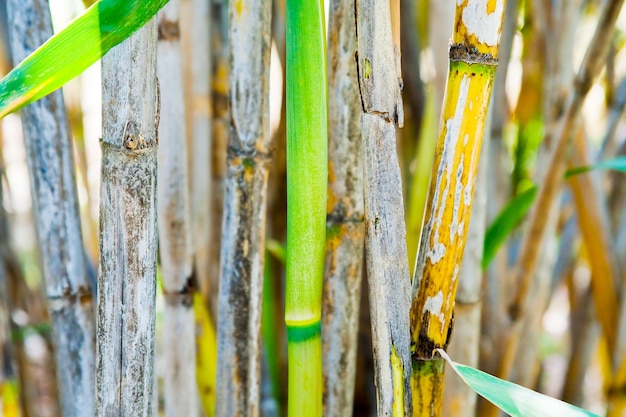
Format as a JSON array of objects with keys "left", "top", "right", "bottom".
[
  {"left": 285, "top": 0, "right": 327, "bottom": 415},
  {"left": 322, "top": 0, "right": 364, "bottom": 414},
  {"left": 97, "top": 19, "right": 159, "bottom": 416},
  {"left": 156, "top": 2, "right": 198, "bottom": 415},
  {"left": 7, "top": 2, "right": 95, "bottom": 415}
]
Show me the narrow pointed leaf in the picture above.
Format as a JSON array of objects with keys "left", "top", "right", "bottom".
[
  {"left": 439, "top": 350, "right": 599, "bottom": 417},
  {"left": 0, "top": 0, "right": 169, "bottom": 118},
  {"left": 482, "top": 186, "right": 538, "bottom": 270},
  {"left": 565, "top": 156, "right": 626, "bottom": 177}
]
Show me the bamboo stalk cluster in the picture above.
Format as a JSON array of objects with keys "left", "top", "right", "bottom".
[{"left": 3, "top": 0, "right": 626, "bottom": 417}]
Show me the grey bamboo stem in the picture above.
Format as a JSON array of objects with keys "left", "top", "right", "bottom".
[
  {"left": 7, "top": 2, "right": 95, "bottom": 416},
  {"left": 215, "top": 0, "right": 272, "bottom": 415},
  {"left": 97, "top": 20, "right": 159, "bottom": 416},
  {"left": 186, "top": 0, "right": 212, "bottom": 303},
  {"left": 157, "top": 2, "right": 198, "bottom": 416},
  {"left": 322, "top": 0, "right": 364, "bottom": 415},
  {"left": 356, "top": 1, "right": 412, "bottom": 413}
]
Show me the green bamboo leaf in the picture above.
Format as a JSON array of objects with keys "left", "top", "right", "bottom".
[
  {"left": 0, "top": 0, "right": 169, "bottom": 118},
  {"left": 565, "top": 156, "right": 626, "bottom": 178},
  {"left": 482, "top": 186, "right": 538, "bottom": 270},
  {"left": 438, "top": 350, "right": 599, "bottom": 417}
]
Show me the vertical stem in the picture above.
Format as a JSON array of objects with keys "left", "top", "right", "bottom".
[
  {"left": 157, "top": 2, "right": 198, "bottom": 416},
  {"left": 215, "top": 0, "right": 272, "bottom": 415},
  {"left": 97, "top": 20, "right": 159, "bottom": 417},
  {"left": 285, "top": 0, "right": 327, "bottom": 415},
  {"left": 322, "top": 0, "right": 364, "bottom": 415},
  {"left": 356, "top": 0, "right": 412, "bottom": 414},
  {"left": 410, "top": 2, "right": 506, "bottom": 416},
  {"left": 7, "top": 2, "right": 95, "bottom": 416}
]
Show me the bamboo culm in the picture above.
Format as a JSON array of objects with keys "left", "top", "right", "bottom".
[
  {"left": 97, "top": 20, "right": 159, "bottom": 416},
  {"left": 215, "top": 0, "right": 272, "bottom": 415},
  {"left": 322, "top": 0, "right": 365, "bottom": 415},
  {"left": 157, "top": 2, "right": 198, "bottom": 416},
  {"left": 7, "top": 1, "right": 95, "bottom": 415}
]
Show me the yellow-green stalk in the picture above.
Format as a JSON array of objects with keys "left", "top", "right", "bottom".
[
  {"left": 285, "top": 0, "right": 327, "bottom": 416},
  {"left": 410, "top": 1, "right": 506, "bottom": 416}
]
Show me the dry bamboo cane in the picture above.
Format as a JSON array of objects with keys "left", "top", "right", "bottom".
[
  {"left": 355, "top": 0, "right": 412, "bottom": 415},
  {"left": 97, "top": 20, "right": 159, "bottom": 416},
  {"left": 215, "top": 0, "right": 272, "bottom": 415},
  {"left": 156, "top": 2, "right": 198, "bottom": 416},
  {"left": 186, "top": 0, "right": 212, "bottom": 306},
  {"left": 6, "top": 2, "right": 95, "bottom": 416},
  {"left": 410, "top": 2, "right": 506, "bottom": 416},
  {"left": 321, "top": 0, "right": 364, "bottom": 415},
  {"left": 497, "top": 0, "right": 625, "bottom": 390}
]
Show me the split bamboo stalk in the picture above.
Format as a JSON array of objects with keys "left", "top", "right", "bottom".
[
  {"left": 410, "top": 2, "right": 506, "bottom": 416},
  {"left": 499, "top": 0, "right": 624, "bottom": 387},
  {"left": 321, "top": 0, "right": 364, "bottom": 414},
  {"left": 442, "top": 119, "right": 490, "bottom": 417},
  {"left": 355, "top": 0, "right": 412, "bottom": 415},
  {"left": 156, "top": 2, "right": 198, "bottom": 416},
  {"left": 215, "top": 0, "right": 272, "bottom": 415},
  {"left": 97, "top": 20, "right": 159, "bottom": 416},
  {"left": 6, "top": 2, "right": 95, "bottom": 416}
]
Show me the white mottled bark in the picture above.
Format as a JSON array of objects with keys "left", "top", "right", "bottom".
[
  {"left": 215, "top": 0, "right": 272, "bottom": 416},
  {"left": 322, "top": 0, "right": 364, "bottom": 415},
  {"left": 7, "top": 2, "right": 95, "bottom": 416},
  {"left": 442, "top": 117, "right": 490, "bottom": 417},
  {"left": 157, "top": 2, "right": 198, "bottom": 416},
  {"left": 356, "top": 0, "right": 412, "bottom": 415},
  {"left": 97, "top": 20, "right": 159, "bottom": 417}
]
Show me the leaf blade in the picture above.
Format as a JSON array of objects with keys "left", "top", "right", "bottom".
[
  {"left": 0, "top": 0, "right": 169, "bottom": 118},
  {"left": 438, "top": 350, "right": 599, "bottom": 417},
  {"left": 482, "top": 186, "right": 538, "bottom": 270}
]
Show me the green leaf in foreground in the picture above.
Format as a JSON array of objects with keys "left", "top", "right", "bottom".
[
  {"left": 482, "top": 186, "right": 538, "bottom": 270},
  {"left": 565, "top": 156, "right": 626, "bottom": 178},
  {"left": 0, "top": 0, "right": 169, "bottom": 118},
  {"left": 438, "top": 350, "right": 599, "bottom": 417}
]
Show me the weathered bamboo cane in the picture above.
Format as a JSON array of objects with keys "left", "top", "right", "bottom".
[
  {"left": 355, "top": 0, "right": 413, "bottom": 414},
  {"left": 322, "top": 0, "right": 364, "bottom": 415},
  {"left": 215, "top": 0, "right": 272, "bottom": 415},
  {"left": 97, "top": 20, "right": 159, "bottom": 416},
  {"left": 7, "top": 2, "right": 95, "bottom": 416},
  {"left": 410, "top": 2, "right": 507, "bottom": 416},
  {"left": 156, "top": 2, "right": 198, "bottom": 416}
]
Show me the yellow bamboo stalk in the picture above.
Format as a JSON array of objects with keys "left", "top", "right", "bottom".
[{"left": 410, "top": 2, "right": 506, "bottom": 416}]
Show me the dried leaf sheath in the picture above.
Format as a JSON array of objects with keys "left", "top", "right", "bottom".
[
  {"left": 7, "top": 1, "right": 95, "bottom": 415},
  {"left": 322, "top": 0, "right": 364, "bottom": 414},
  {"left": 215, "top": 0, "right": 272, "bottom": 415},
  {"left": 97, "top": 21, "right": 159, "bottom": 416}
]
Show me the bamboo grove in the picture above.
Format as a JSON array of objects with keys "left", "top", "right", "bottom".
[{"left": 3, "top": 0, "right": 626, "bottom": 417}]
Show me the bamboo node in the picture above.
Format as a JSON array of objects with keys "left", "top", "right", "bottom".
[{"left": 449, "top": 43, "right": 498, "bottom": 66}]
